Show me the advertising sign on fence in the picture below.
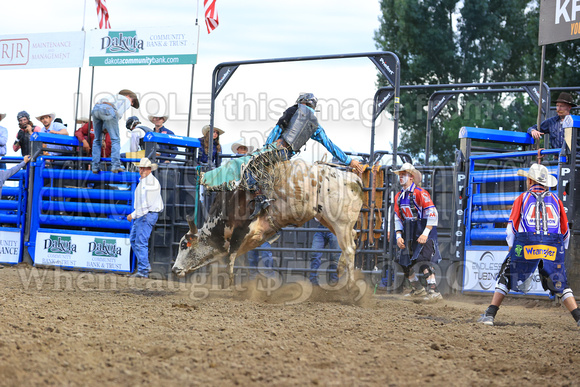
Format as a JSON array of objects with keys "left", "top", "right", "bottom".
[
  {"left": 463, "top": 248, "right": 549, "bottom": 296},
  {"left": 0, "top": 230, "right": 21, "bottom": 264},
  {"left": 0, "top": 31, "right": 85, "bottom": 69},
  {"left": 34, "top": 232, "right": 131, "bottom": 272},
  {"left": 88, "top": 25, "right": 198, "bottom": 66}
]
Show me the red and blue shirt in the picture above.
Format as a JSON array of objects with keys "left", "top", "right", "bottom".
[
  {"left": 507, "top": 184, "right": 569, "bottom": 248},
  {"left": 394, "top": 182, "right": 438, "bottom": 232}
]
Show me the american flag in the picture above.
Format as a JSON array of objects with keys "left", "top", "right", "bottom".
[
  {"left": 95, "top": 0, "right": 111, "bottom": 29},
  {"left": 204, "top": 0, "right": 219, "bottom": 34}
]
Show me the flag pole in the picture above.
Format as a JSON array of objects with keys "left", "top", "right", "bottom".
[
  {"left": 535, "top": 44, "right": 547, "bottom": 150},
  {"left": 186, "top": 0, "right": 201, "bottom": 137},
  {"left": 74, "top": 0, "right": 88, "bottom": 134}
]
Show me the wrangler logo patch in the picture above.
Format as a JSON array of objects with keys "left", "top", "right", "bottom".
[{"left": 523, "top": 244, "right": 557, "bottom": 261}]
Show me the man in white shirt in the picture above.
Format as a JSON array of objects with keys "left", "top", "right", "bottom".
[
  {"left": 91, "top": 89, "right": 139, "bottom": 174},
  {"left": 127, "top": 158, "right": 163, "bottom": 278}
]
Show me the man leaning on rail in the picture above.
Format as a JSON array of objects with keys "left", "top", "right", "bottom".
[{"left": 527, "top": 92, "right": 577, "bottom": 150}]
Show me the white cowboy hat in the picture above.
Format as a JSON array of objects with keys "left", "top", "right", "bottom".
[
  {"left": 393, "top": 162, "right": 422, "bottom": 183},
  {"left": 231, "top": 141, "right": 255, "bottom": 154},
  {"left": 35, "top": 112, "right": 56, "bottom": 122},
  {"left": 0, "top": 113, "right": 6, "bottom": 121},
  {"left": 76, "top": 117, "right": 89, "bottom": 124},
  {"left": 148, "top": 115, "right": 169, "bottom": 123},
  {"left": 517, "top": 163, "right": 557, "bottom": 188},
  {"left": 202, "top": 125, "right": 224, "bottom": 136},
  {"left": 133, "top": 157, "right": 158, "bottom": 171}
]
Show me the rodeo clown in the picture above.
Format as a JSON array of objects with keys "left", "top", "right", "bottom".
[
  {"left": 478, "top": 163, "right": 580, "bottom": 327},
  {"left": 393, "top": 163, "right": 442, "bottom": 301}
]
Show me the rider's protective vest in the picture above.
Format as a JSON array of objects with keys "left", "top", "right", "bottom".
[{"left": 281, "top": 104, "right": 319, "bottom": 151}]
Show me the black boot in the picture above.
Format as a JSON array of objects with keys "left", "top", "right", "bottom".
[{"left": 250, "top": 195, "right": 271, "bottom": 220}]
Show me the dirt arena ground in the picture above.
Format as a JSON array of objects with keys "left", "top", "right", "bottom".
[{"left": 0, "top": 264, "right": 578, "bottom": 387}]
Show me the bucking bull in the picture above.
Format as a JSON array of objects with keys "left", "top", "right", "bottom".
[{"left": 172, "top": 159, "right": 364, "bottom": 288}]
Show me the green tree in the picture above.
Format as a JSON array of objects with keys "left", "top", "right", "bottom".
[{"left": 374, "top": 0, "right": 580, "bottom": 164}]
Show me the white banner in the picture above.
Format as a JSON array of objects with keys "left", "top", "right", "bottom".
[
  {"left": 34, "top": 231, "right": 131, "bottom": 272},
  {"left": 0, "top": 230, "right": 21, "bottom": 264},
  {"left": 88, "top": 25, "right": 198, "bottom": 66},
  {"left": 0, "top": 31, "right": 84, "bottom": 70},
  {"left": 463, "top": 249, "right": 549, "bottom": 296}
]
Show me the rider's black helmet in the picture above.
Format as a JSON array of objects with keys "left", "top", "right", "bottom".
[
  {"left": 126, "top": 116, "right": 140, "bottom": 130},
  {"left": 296, "top": 93, "right": 318, "bottom": 109}
]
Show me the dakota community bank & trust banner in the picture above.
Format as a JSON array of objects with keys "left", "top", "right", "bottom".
[{"left": 88, "top": 25, "right": 198, "bottom": 66}]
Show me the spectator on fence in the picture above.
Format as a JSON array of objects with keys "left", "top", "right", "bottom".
[
  {"left": 527, "top": 92, "right": 577, "bottom": 150},
  {"left": 309, "top": 221, "right": 339, "bottom": 286},
  {"left": 478, "top": 163, "right": 580, "bottom": 328},
  {"left": 54, "top": 117, "right": 67, "bottom": 127},
  {"left": 393, "top": 162, "right": 442, "bottom": 302},
  {"left": 125, "top": 116, "right": 152, "bottom": 154},
  {"left": 149, "top": 115, "right": 177, "bottom": 162},
  {"left": 198, "top": 125, "right": 224, "bottom": 166},
  {"left": 231, "top": 140, "right": 255, "bottom": 156},
  {"left": 76, "top": 117, "right": 89, "bottom": 126},
  {"left": 13, "top": 111, "right": 41, "bottom": 158},
  {"left": 75, "top": 118, "right": 112, "bottom": 161},
  {"left": 0, "top": 113, "right": 7, "bottom": 169},
  {"left": 35, "top": 111, "right": 71, "bottom": 159},
  {"left": 127, "top": 158, "right": 164, "bottom": 279},
  {"left": 37, "top": 112, "right": 68, "bottom": 136},
  {"left": 91, "top": 89, "right": 140, "bottom": 174}
]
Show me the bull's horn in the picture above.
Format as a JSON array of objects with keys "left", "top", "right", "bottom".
[{"left": 186, "top": 216, "right": 198, "bottom": 234}]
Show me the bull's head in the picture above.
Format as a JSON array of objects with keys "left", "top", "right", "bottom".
[{"left": 172, "top": 217, "right": 222, "bottom": 277}]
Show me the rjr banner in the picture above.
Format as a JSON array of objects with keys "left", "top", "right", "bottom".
[{"left": 0, "top": 31, "right": 84, "bottom": 69}]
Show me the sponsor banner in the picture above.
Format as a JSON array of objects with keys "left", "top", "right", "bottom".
[
  {"left": 0, "top": 230, "right": 21, "bottom": 264},
  {"left": 0, "top": 31, "right": 85, "bottom": 69},
  {"left": 463, "top": 249, "right": 549, "bottom": 295},
  {"left": 34, "top": 232, "right": 130, "bottom": 272},
  {"left": 88, "top": 26, "right": 198, "bottom": 66},
  {"left": 539, "top": 0, "right": 580, "bottom": 45}
]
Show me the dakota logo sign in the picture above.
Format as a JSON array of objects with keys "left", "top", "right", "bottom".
[
  {"left": 539, "top": 0, "right": 580, "bottom": 45},
  {"left": 101, "top": 31, "right": 143, "bottom": 53},
  {"left": 34, "top": 231, "right": 131, "bottom": 272},
  {"left": 523, "top": 244, "right": 557, "bottom": 261},
  {"left": 88, "top": 238, "right": 122, "bottom": 257},
  {"left": 44, "top": 235, "right": 77, "bottom": 254},
  {"left": 88, "top": 25, "right": 198, "bottom": 66}
]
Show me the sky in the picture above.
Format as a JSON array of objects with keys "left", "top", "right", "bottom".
[{"left": 0, "top": 0, "right": 393, "bottom": 161}]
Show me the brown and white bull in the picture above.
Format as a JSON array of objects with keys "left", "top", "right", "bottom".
[{"left": 172, "top": 159, "right": 364, "bottom": 288}]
